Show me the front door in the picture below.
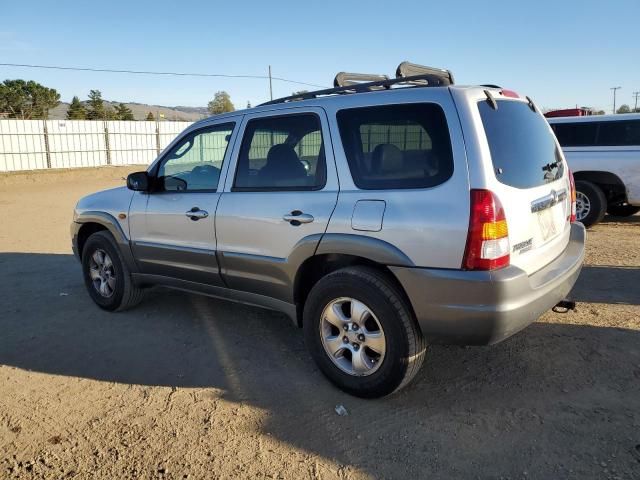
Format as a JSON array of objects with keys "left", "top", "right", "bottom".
[
  {"left": 129, "top": 121, "right": 238, "bottom": 286},
  {"left": 215, "top": 108, "right": 339, "bottom": 302}
]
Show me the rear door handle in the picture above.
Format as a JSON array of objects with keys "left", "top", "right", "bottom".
[
  {"left": 283, "top": 210, "right": 314, "bottom": 225},
  {"left": 186, "top": 207, "right": 209, "bottom": 221}
]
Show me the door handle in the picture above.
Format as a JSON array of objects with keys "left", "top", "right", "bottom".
[
  {"left": 185, "top": 207, "right": 209, "bottom": 221},
  {"left": 283, "top": 210, "right": 314, "bottom": 225}
]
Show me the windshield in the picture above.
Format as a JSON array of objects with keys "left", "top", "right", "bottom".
[{"left": 478, "top": 99, "right": 564, "bottom": 189}]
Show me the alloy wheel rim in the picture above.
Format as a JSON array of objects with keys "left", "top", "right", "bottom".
[
  {"left": 319, "top": 297, "right": 386, "bottom": 376},
  {"left": 576, "top": 191, "right": 591, "bottom": 221},
  {"left": 89, "top": 249, "right": 116, "bottom": 298}
]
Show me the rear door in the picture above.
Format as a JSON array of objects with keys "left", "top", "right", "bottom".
[
  {"left": 215, "top": 107, "right": 339, "bottom": 302},
  {"left": 472, "top": 95, "right": 572, "bottom": 275}
]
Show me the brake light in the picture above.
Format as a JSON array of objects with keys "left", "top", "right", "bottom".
[
  {"left": 568, "top": 169, "right": 577, "bottom": 222},
  {"left": 463, "top": 189, "right": 510, "bottom": 270},
  {"left": 500, "top": 89, "right": 520, "bottom": 98}
]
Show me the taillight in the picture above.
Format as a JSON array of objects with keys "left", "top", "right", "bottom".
[
  {"left": 568, "top": 170, "right": 577, "bottom": 222},
  {"left": 463, "top": 189, "right": 510, "bottom": 270}
]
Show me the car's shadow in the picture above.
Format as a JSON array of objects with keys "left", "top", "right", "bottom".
[
  {"left": 602, "top": 213, "right": 640, "bottom": 224},
  {"left": 1, "top": 252, "right": 639, "bottom": 478},
  {"left": 571, "top": 265, "right": 640, "bottom": 305}
]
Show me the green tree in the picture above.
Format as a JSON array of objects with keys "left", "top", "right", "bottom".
[
  {"left": 0, "top": 79, "right": 60, "bottom": 119},
  {"left": 616, "top": 104, "right": 631, "bottom": 114},
  {"left": 66, "top": 96, "right": 86, "bottom": 119},
  {"left": 593, "top": 110, "right": 606, "bottom": 115},
  {"left": 115, "top": 103, "right": 134, "bottom": 120},
  {"left": 207, "top": 91, "right": 235, "bottom": 115},
  {"left": 146, "top": 111, "right": 155, "bottom": 121},
  {"left": 86, "top": 89, "right": 106, "bottom": 120},
  {"left": 104, "top": 106, "right": 119, "bottom": 120}
]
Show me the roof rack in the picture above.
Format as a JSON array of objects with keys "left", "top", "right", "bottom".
[{"left": 261, "top": 61, "right": 454, "bottom": 106}]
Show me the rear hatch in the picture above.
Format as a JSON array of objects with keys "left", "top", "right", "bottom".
[{"left": 477, "top": 97, "right": 572, "bottom": 275}]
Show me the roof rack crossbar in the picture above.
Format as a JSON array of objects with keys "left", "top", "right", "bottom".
[
  {"left": 396, "top": 61, "right": 454, "bottom": 85},
  {"left": 261, "top": 72, "right": 453, "bottom": 106},
  {"left": 334, "top": 72, "right": 389, "bottom": 87}
]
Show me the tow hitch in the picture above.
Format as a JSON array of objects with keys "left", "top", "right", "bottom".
[{"left": 552, "top": 299, "right": 576, "bottom": 313}]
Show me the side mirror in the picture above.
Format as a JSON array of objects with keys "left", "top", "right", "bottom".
[{"left": 127, "top": 171, "right": 150, "bottom": 192}]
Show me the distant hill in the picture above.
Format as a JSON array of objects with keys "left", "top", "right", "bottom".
[{"left": 48, "top": 101, "right": 209, "bottom": 121}]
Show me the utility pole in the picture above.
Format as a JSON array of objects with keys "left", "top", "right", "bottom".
[
  {"left": 633, "top": 91, "right": 640, "bottom": 112},
  {"left": 268, "top": 65, "right": 273, "bottom": 101},
  {"left": 611, "top": 86, "right": 621, "bottom": 114}
]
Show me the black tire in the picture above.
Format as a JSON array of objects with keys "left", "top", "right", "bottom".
[
  {"left": 607, "top": 204, "right": 640, "bottom": 217},
  {"left": 303, "top": 266, "right": 426, "bottom": 398},
  {"left": 575, "top": 180, "right": 606, "bottom": 228},
  {"left": 81, "top": 230, "right": 145, "bottom": 311}
]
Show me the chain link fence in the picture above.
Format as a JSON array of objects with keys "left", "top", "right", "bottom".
[{"left": 0, "top": 119, "right": 193, "bottom": 172}]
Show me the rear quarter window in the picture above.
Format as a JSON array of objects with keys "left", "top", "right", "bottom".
[
  {"left": 336, "top": 103, "right": 454, "bottom": 190},
  {"left": 479, "top": 100, "right": 564, "bottom": 189}
]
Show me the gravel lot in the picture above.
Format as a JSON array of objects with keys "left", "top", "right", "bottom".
[{"left": 1, "top": 167, "right": 639, "bottom": 479}]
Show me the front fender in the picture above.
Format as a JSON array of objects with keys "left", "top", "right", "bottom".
[{"left": 72, "top": 211, "right": 138, "bottom": 272}]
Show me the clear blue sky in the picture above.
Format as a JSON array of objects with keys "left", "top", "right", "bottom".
[{"left": 2, "top": 0, "right": 639, "bottom": 112}]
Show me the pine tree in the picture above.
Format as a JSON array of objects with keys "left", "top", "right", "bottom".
[
  {"left": 115, "top": 103, "right": 134, "bottom": 120},
  {"left": 146, "top": 111, "right": 155, "bottom": 121},
  {"left": 66, "top": 96, "right": 86, "bottom": 120},
  {"left": 86, "top": 90, "right": 105, "bottom": 120},
  {"left": 104, "top": 106, "right": 119, "bottom": 120}
]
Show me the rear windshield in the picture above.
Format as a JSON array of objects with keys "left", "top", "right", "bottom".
[
  {"left": 337, "top": 103, "right": 454, "bottom": 190},
  {"left": 479, "top": 100, "right": 564, "bottom": 189}
]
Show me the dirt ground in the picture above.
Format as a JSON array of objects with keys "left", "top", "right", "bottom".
[{"left": 1, "top": 166, "right": 639, "bottom": 480}]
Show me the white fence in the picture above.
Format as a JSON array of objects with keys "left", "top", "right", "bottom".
[{"left": 0, "top": 119, "right": 193, "bottom": 172}]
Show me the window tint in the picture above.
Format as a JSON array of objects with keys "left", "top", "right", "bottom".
[
  {"left": 234, "top": 114, "right": 325, "bottom": 190},
  {"left": 551, "top": 119, "right": 640, "bottom": 147},
  {"left": 157, "top": 123, "right": 233, "bottom": 191},
  {"left": 551, "top": 122, "right": 598, "bottom": 147},
  {"left": 336, "top": 103, "right": 453, "bottom": 190},
  {"left": 479, "top": 100, "right": 564, "bottom": 189},
  {"left": 597, "top": 120, "right": 640, "bottom": 146}
]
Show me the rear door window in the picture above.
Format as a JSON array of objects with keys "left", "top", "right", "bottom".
[
  {"left": 233, "top": 114, "right": 326, "bottom": 191},
  {"left": 597, "top": 120, "right": 640, "bottom": 146},
  {"left": 478, "top": 100, "right": 564, "bottom": 189},
  {"left": 336, "top": 103, "right": 454, "bottom": 190}
]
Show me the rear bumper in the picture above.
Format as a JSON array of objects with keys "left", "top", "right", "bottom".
[{"left": 391, "top": 222, "right": 586, "bottom": 345}]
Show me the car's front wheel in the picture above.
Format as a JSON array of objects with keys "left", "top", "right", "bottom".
[
  {"left": 81, "top": 230, "right": 144, "bottom": 311},
  {"left": 303, "top": 266, "right": 426, "bottom": 398}
]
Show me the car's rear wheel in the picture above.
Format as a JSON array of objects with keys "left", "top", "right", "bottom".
[
  {"left": 303, "top": 266, "right": 426, "bottom": 398},
  {"left": 81, "top": 230, "right": 144, "bottom": 311},
  {"left": 607, "top": 204, "right": 640, "bottom": 217},
  {"left": 575, "top": 180, "right": 607, "bottom": 227}
]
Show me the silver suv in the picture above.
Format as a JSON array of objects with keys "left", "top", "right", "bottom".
[{"left": 72, "top": 63, "right": 585, "bottom": 398}]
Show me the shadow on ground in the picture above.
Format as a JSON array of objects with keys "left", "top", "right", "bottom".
[
  {"left": 1, "top": 252, "right": 639, "bottom": 478},
  {"left": 603, "top": 213, "right": 640, "bottom": 224},
  {"left": 571, "top": 265, "right": 640, "bottom": 305}
]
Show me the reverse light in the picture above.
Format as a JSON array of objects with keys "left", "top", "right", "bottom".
[
  {"left": 463, "top": 189, "right": 510, "bottom": 270},
  {"left": 568, "top": 169, "right": 577, "bottom": 222}
]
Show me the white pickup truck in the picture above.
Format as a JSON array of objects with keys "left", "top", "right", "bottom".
[{"left": 548, "top": 113, "right": 640, "bottom": 227}]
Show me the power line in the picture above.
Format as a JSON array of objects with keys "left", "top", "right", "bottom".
[{"left": 0, "top": 62, "right": 328, "bottom": 89}]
